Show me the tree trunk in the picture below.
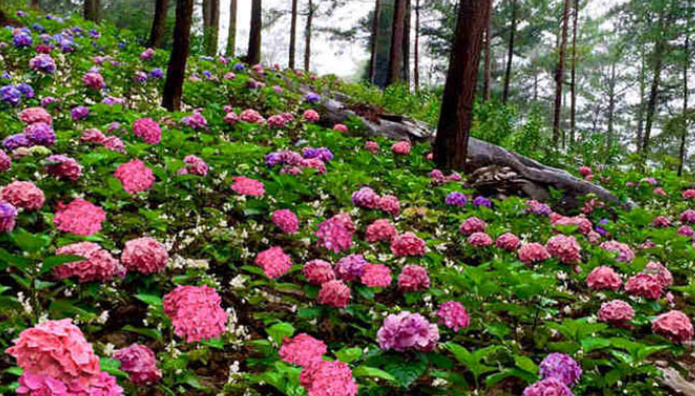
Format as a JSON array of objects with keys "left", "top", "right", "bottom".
[
  {"left": 246, "top": 0, "right": 262, "bottom": 65},
  {"left": 482, "top": 0, "right": 493, "bottom": 101},
  {"left": 569, "top": 0, "right": 578, "bottom": 148},
  {"left": 678, "top": 26, "right": 690, "bottom": 176},
  {"left": 642, "top": 10, "right": 667, "bottom": 155},
  {"left": 31, "top": 0, "right": 40, "bottom": 10},
  {"left": 289, "top": 0, "right": 298, "bottom": 69},
  {"left": 401, "top": 0, "right": 411, "bottom": 83},
  {"left": 387, "top": 0, "right": 408, "bottom": 86},
  {"left": 148, "top": 0, "right": 169, "bottom": 48},
  {"left": 552, "top": 0, "right": 572, "bottom": 147},
  {"left": 203, "top": 0, "right": 219, "bottom": 56},
  {"left": 369, "top": 0, "right": 382, "bottom": 83},
  {"left": 606, "top": 60, "right": 617, "bottom": 148},
  {"left": 162, "top": 0, "right": 194, "bottom": 111},
  {"left": 636, "top": 46, "right": 646, "bottom": 151},
  {"left": 434, "top": 0, "right": 491, "bottom": 171},
  {"left": 84, "top": 0, "right": 100, "bottom": 22},
  {"left": 226, "top": 0, "right": 237, "bottom": 57},
  {"left": 414, "top": 0, "right": 420, "bottom": 91},
  {"left": 304, "top": 0, "right": 314, "bottom": 72},
  {"left": 502, "top": 0, "right": 516, "bottom": 105}
]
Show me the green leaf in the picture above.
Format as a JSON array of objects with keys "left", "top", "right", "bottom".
[
  {"left": 267, "top": 322, "right": 295, "bottom": 345},
  {"left": 581, "top": 337, "right": 611, "bottom": 353},
  {"left": 0, "top": 248, "right": 33, "bottom": 271},
  {"left": 335, "top": 347, "right": 363, "bottom": 363},
  {"left": 40, "top": 255, "right": 85, "bottom": 274},
  {"left": 384, "top": 356, "right": 427, "bottom": 388},
  {"left": 353, "top": 365, "right": 398, "bottom": 384},
  {"left": 11, "top": 229, "right": 51, "bottom": 253},
  {"left": 514, "top": 355, "right": 539, "bottom": 375},
  {"left": 99, "top": 357, "right": 128, "bottom": 379},
  {"left": 122, "top": 325, "right": 163, "bottom": 341},
  {"left": 135, "top": 293, "right": 162, "bottom": 306}
]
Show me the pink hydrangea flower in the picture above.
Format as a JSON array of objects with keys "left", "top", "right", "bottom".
[
  {"left": 468, "top": 232, "right": 493, "bottom": 247},
  {"left": 121, "top": 237, "right": 168, "bottom": 274},
  {"left": 652, "top": 215, "right": 671, "bottom": 228},
  {"left": 391, "top": 141, "right": 411, "bottom": 155},
  {"left": 459, "top": 217, "right": 487, "bottom": 236},
  {"left": 272, "top": 209, "right": 299, "bottom": 234},
  {"left": 1, "top": 181, "right": 45, "bottom": 211},
  {"left": 114, "top": 159, "right": 155, "bottom": 194},
  {"left": 360, "top": 264, "right": 392, "bottom": 288},
  {"left": 333, "top": 124, "right": 348, "bottom": 132},
  {"left": 0, "top": 150, "right": 11, "bottom": 172},
  {"left": 315, "top": 213, "right": 354, "bottom": 253},
  {"left": 436, "top": 301, "right": 470, "bottom": 332},
  {"left": 652, "top": 310, "right": 694, "bottom": 343},
  {"left": 231, "top": 176, "right": 265, "bottom": 197},
  {"left": 255, "top": 247, "right": 292, "bottom": 279},
  {"left": 279, "top": 334, "right": 327, "bottom": 367},
  {"left": 5, "top": 319, "right": 101, "bottom": 388},
  {"left": 302, "top": 109, "right": 320, "bottom": 123},
  {"left": 377, "top": 311, "right": 439, "bottom": 352},
  {"left": 53, "top": 199, "right": 106, "bottom": 236},
  {"left": 239, "top": 109, "right": 264, "bottom": 124},
  {"left": 600, "top": 240, "right": 635, "bottom": 263},
  {"left": 113, "top": 344, "right": 162, "bottom": 385},
  {"left": 140, "top": 48, "right": 155, "bottom": 59},
  {"left": 102, "top": 136, "right": 125, "bottom": 153},
  {"left": 352, "top": 187, "right": 380, "bottom": 209},
  {"left": 680, "top": 209, "right": 695, "bottom": 224},
  {"left": 318, "top": 280, "right": 351, "bottom": 308},
  {"left": 522, "top": 379, "right": 573, "bottom": 396},
  {"left": 551, "top": 215, "right": 592, "bottom": 234},
  {"left": 587, "top": 231, "right": 602, "bottom": 244},
  {"left": 19, "top": 107, "right": 52, "bottom": 124},
  {"left": 364, "top": 141, "right": 380, "bottom": 154},
  {"left": 545, "top": 235, "right": 582, "bottom": 264},
  {"left": 335, "top": 254, "right": 367, "bottom": 282},
  {"left": 379, "top": 194, "right": 400, "bottom": 216},
  {"left": 391, "top": 232, "right": 426, "bottom": 257},
  {"left": 496, "top": 233, "right": 520, "bottom": 251},
  {"left": 224, "top": 111, "right": 240, "bottom": 125},
  {"left": 682, "top": 189, "right": 695, "bottom": 200},
  {"left": 625, "top": 273, "right": 662, "bottom": 299},
  {"left": 179, "top": 155, "right": 208, "bottom": 176},
  {"left": 299, "top": 361, "right": 358, "bottom": 396},
  {"left": 54, "top": 242, "right": 125, "bottom": 283},
  {"left": 132, "top": 118, "right": 162, "bottom": 144},
  {"left": 81, "top": 128, "right": 106, "bottom": 143},
  {"left": 162, "top": 285, "right": 228, "bottom": 343},
  {"left": 398, "top": 265, "right": 430, "bottom": 292},
  {"left": 303, "top": 259, "right": 336, "bottom": 285},
  {"left": 643, "top": 261, "right": 673, "bottom": 288},
  {"left": 365, "top": 219, "right": 398, "bottom": 243},
  {"left": 578, "top": 166, "right": 592, "bottom": 177},
  {"left": 82, "top": 71, "right": 105, "bottom": 90},
  {"left": 586, "top": 266, "right": 622, "bottom": 291},
  {"left": 16, "top": 372, "right": 70, "bottom": 396},
  {"left": 45, "top": 155, "right": 82, "bottom": 181},
  {"left": 598, "top": 300, "right": 634, "bottom": 327},
  {"left": 518, "top": 243, "right": 550, "bottom": 264}
]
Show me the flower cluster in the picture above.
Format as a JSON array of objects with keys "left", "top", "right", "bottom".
[
  {"left": 377, "top": 311, "right": 439, "bottom": 352},
  {"left": 114, "top": 159, "right": 155, "bottom": 194},
  {"left": 113, "top": 344, "right": 162, "bottom": 385},
  {"left": 121, "top": 237, "right": 168, "bottom": 274},
  {"left": 255, "top": 247, "right": 292, "bottom": 279},
  {"left": 162, "top": 285, "right": 228, "bottom": 342}
]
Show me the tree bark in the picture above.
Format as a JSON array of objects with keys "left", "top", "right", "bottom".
[
  {"left": 642, "top": 10, "right": 667, "bottom": 155},
  {"left": 369, "top": 0, "right": 382, "bottom": 83},
  {"left": 414, "top": 0, "right": 420, "bottom": 91},
  {"left": 162, "top": 0, "right": 194, "bottom": 111},
  {"left": 401, "top": 0, "right": 411, "bottom": 83},
  {"left": 304, "top": 0, "right": 314, "bottom": 72},
  {"left": 434, "top": 0, "right": 491, "bottom": 171},
  {"left": 289, "top": 0, "right": 298, "bottom": 69},
  {"left": 502, "top": 0, "right": 516, "bottom": 105},
  {"left": 84, "top": 0, "right": 100, "bottom": 22},
  {"left": 149, "top": 0, "right": 169, "bottom": 48},
  {"left": 606, "top": 60, "right": 617, "bottom": 148},
  {"left": 552, "top": 0, "right": 572, "bottom": 147},
  {"left": 569, "top": 0, "right": 578, "bottom": 148},
  {"left": 387, "top": 0, "right": 408, "bottom": 86},
  {"left": 636, "top": 46, "right": 646, "bottom": 151},
  {"left": 203, "top": 0, "right": 219, "bottom": 56},
  {"left": 678, "top": 25, "right": 690, "bottom": 176},
  {"left": 246, "top": 0, "right": 262, "bottom": 65},
  {"left": 226, "top": 0, "right": 237, "bottom": 57},
  {"left": 482, "top": 0, "right": 493, "bottom": 101}
]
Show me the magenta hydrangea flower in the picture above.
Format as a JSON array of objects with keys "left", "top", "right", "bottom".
[
  {"left": 231, "top": 176, "right": 265, "bottom": 197},
  {"left": 132, "top": 118, "right": 162, "bottom": 144},
  {"left": 335, "top": 254, "right": 367, "bottom": 282},
  {"left": 391, "top": 232, "right": 426, "bottom": 257},
  {"left": 279, "top": 334, "right": 327, "bottom": 367},
  {"left": 522, "top": 379, "right": 574, "bottom": 396},
  {"left": 365, "top": 219, "right": 398, "bottom": 243},
  {"left": 272, "top": 209, "right": 299, "bottom": 234},
  {"left": 0, "top": 149, "right": 11, "bottom": 172},
  {"left": 398, "top": 265, "right": 430, "bottom": 292},
  {"left": 377, "top": 311, "right": 439, "bottom": 352},
  {"left": 586, "top": 266, "right": 622, "bottom": 291},
  {"left": 114, "top": 159, "right": 155, "bottom": 194},
  {"left": 113, "top": 344, "right": 162, "bottom": 385},
  {"left": 539, "top": 353, "right": 582, "bottom": 386},
  {"left": 391, "top": 141, "right": 411, "bottom": 155},
  {"left": 121, "top": 237, "right": 168, "bottom": 274},
  {"left": 299, "top": 361, "right": 358, "bottom": 396},
  {"left": 53, "top": 199, "right": 106, "bottom": 236},
  {"left": 460, "top": 217, "right": 487, "bottom": 236},
  {"left": 352, "top": 187, "right": 380, "bottom": 209},
  {"left": 545, "top": 235, "right": 582, "bottom": 264},
  {"left": 255, "top": 247, "right": 292, "bottom": 279},
  {"left": 436, "top": 301, "right": 470, "bottom": 332},
  {"left": 318, "top": 280, "right": 351, "bottom": 308},
  {"left": 360, "top": 264, "right": 392, "bottom": 288},
  {"left": 0, "top": 202, "right": 18, "bottom": 233},
  {"left": 652, "top": 310, "right": 694, "bottom": 343},
  {"left": 178, "top": 155, "right": 209, "bottom": 176},
  {"left": 496, "top": 232, "right": 520, "bottom": 251},
  {"left": 45, "top": 155, "right": 82, "bottom": 181},
  {"left": 315, "top": 213, "right": 354, "bottom": 253},
  {"left": 518, "top": 243, "right": 550, "bottom": 264},
  {"left": 162, "top": 285, "right": 228, "bottom": 343},
  {"left": 82, "top": 71, "right": 105, "bottom": 90},
  {"left": 1, "top": 181, "right": 45, "bottom": 211},
  {"left": 598, "top": 300, "right": 634, "bottom": 327},
  {"left": 600, "top": 240, "right": 635, "bottom": 263},
  {"left": 468, "top": 232, "right": 493, "bottom": 247},
  {"left": 625, "top": 273, "right": 662, "bottom": 299},
  {"left": 303, "top": 260, "right": 336, "bottom": 285},
  {"left": 54, "top": 242, "right": 125, "bottom": 283}
]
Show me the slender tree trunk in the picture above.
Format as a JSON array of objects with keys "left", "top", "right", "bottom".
[
  {"left": 369, "top": 0, "right": 382, "bottom": 83},
  {"left": 679, "top": 27, "right": 690, "bottom": 176},
  {"left": 149, "top": 0, "right": 169, "bottom": 48},
  {"left": 162, "top": 0, "right": 194, "bottom": 111},
  {"left": 642, "top": 10, "right": 667, "bottom": 155},
  {"left": 246, "top": 0, "right": 262, "bottom": 65},
  {"left": 552, "top": 0, "right": 572, "bottom": 147},
  {"left": 84, "top": 0, "right": 100, "bottom": 22},
  {"left": 482, "top": 0, "right": 493, "bottom": 101},
  {"left": 202, "top": 0, "right": 219, "bottom": 55},
  {"left": 387, "top": 0, "right": 408, "bottom": 86},
  {"left": 414, "top": 0, "right": 420, "bottom": 91},
  {"left": 636, "top": 46, "right": 646, "bottom": 151},
  {"left": 289, "top": 0, "right": 298, "bottom": 69},
  {"left": 226, "top": 0, "right": 237, "bottom": 57},
  {"left": 434, "top": 0, "right": 492, "bottom": 171},
  {"left": 569, "top": 0, "right": 579, "bottom": 148},
  {"left": 401, "top": 0, "right": 411, "bottom": 83},
  {"left": 31, "top": 0, "right": 40, "bottom": 10},
  {"left": 502, "top": 0, "right": 516, "bottom": 104},
  {"left": 606, "top": 60, "right": 617, "bottom": 148},
  {"left": 533, "top": 72, "right": 538, "bottom": 101},
  {"left": 304, "top": 0, "right": 314, "bottom": 71}
]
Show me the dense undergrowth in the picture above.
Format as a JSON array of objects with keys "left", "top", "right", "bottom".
[{"left": 0, "top": 7, "right": 694, "bottom": 396}]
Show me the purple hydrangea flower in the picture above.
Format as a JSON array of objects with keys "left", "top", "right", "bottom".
[
  {"left": 473, "top": 196, "right": 492, "bottom": 208},
  {"left": 377, "top": 311, "right": 440, "bottom": 352},
  {"left": 17, "top": 83, "right": 34, "bottom": 98},
  {"left": 102, "top": 96, "right": 125, "bottom": 106},
  {"left": 523, "top": 379, "right": 574, "bottom": 396},
  {"left": 539, "top": 353, "right": 582, "bottom": 386},
  {"left": 133, "top": 71, "right": 148, "bottom": 83},
  {"left": 29, "top": 54, "right": 57, "bottom": 74},
  {"left": 1, "top": 85, "right": 22, "bottom": 106},
  {"left": 352, "top": 187, "right": 380, "bottom": 209},
  {"left": 13, "top": 32, "right": 33, "bottom": 47},
  {"left": 88, "top": 29, "right": 100, "bottom": 39},
  {"left": 3, "top": 134, "right": 31, "bottom": 151},
  {"left": 445, "top": 192, "right": 467, "bottom": 207},
  {"left": 335, "top": 254, "right": 367, "bottom": 282},
  {"left": 71, "top": 106, "right": 89, "bottom": 121},
  {"left": 1, "top": 72, "right": 10, "bottom": 79},
  {"left": 302, "top": 147, "right": 333, "bottom": 162},
  {"left": 305, "top": 92, "right": 321, "bottom": 103},
  {"left": 265, "top": 150, "right": 303, "bottom": 168},
  {"left": 32, "top": 24, "right": 45, "bottom": 32},
  {"left": 596, "top": 218, "right": 609, "bottom": 237},
  {"left": 41, "top": 96, "right": 58, "bottom": 107},
  {"left": 234, "top": 63, "right": 245, "bottom": 71},
  {"left": 203, "top": 70, "right": 212, "bottom": 79},
  {"left": 24, "top": 122, "right": 56, "bottom": 146},
  {"left": 149, "top": 68, "right": 164, "bottom": 79}
]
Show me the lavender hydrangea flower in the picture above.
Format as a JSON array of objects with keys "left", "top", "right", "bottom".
[
  {"left": 352, "top": 187, "right": 380, "bottom": 209},
  {"left": 596, "top": 218, "right": 609, "bottom": 237},
  {"left": 335, "top": 254, "right": 367, "bottom": 282},
  {"left": 71, "top": 106, "right": 89, "bottom": 121},
  {"left": 377, "top": 311, "right": 440, "bottom": 352},
  {"left": 234, "top": 63, "right": 245, "bottom": 71},
  {"left": 133, "top": 71, "right": 148, "bottom": 83},
  {"left": 445, "top": 192, "right": 467, "bottom": 207},
  {"left": 302, "top": 147, "right": 333, "bottom": 162},
  {"left": 0, "top": 85, "right": 22, "bottom": 106},
  {"left": 88, "top": 29, "right": 101, "bottom": 39},
  {"left": 13, "top": 32, "right": 33, "bottom": 47},
  {"left": 29, "top": 54, "right": 57, "bottom": 74},
  {"left": 3, "top": 134, "right": 31, "bottom": 151},
  {"left": 539, "top": 353, "right": 582, "bottom": 386},
  {"left": 305, "top": 92, "right": 321, "bottom": 103},
  {"left": 24, "top": 123, "right": 56, "bottom": 146},
  {"left": 473, "top": 196, "right": 492, "bottom": 208},
  {"left": 17, "top": 83, "right": 34, "bottom": 98},
  {"left": 149, "top": 68, "right": 164, "bottom": 79}
]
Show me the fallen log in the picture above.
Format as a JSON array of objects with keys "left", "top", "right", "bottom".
[{"left": 309, "top": 87, "right": 634, "bottom": 211}]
